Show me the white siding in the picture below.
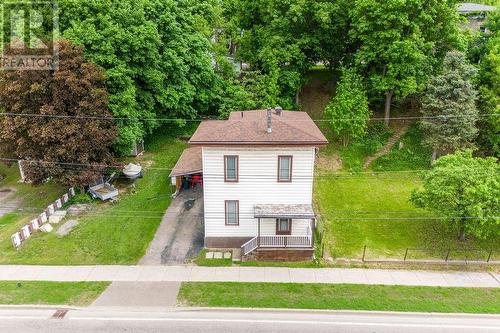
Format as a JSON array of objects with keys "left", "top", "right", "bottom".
[
  {"left": 260, "top": 218, "right": 311, "bottom": 236},
  {"left": 203, "top": 147, "right": 315, "bottom": 238}
]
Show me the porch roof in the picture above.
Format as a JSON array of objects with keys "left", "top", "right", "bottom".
[
  {"left": 254, "top": 204, "right": 315, "bottom": 219},
  {"left": 169, "top": 147, "right": 202, "bottom": 177}
]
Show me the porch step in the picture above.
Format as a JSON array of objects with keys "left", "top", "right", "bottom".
[{"left": 232, "top": 248, "right": 242, "bottom": 262}]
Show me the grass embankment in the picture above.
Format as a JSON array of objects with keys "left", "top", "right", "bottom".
[
  {"left": 0, "top": 126, "right": 190, "bottom": 264},
  {"left": 372, "top": 123, "right": 432, "bottom": 171},
  {"left": 0, "top": 281, "right": 109, "bottom": 306},
  {"left": 178, "top": 282, "right": 500, "bottom": 314},
  {"left": 315, "top": 123, "right": 499, "bottom": 260}
]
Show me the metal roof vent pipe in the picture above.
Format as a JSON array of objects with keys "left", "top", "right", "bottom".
[
  {"left": 275, "top": 106, "right": 283, "bottom": 116},
  {"left": 267, "top": 107, "right": 272, "bottom": 133}
]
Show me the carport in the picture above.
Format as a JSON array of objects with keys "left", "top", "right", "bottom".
[{"left": 169, "top": 147, "right": 203, "bottom": 195}]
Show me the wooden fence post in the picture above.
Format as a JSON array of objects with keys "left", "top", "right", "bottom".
[
  {"left": 18, "top": 161, "right": 26, "bottom": 183},
  {"left": 362, "top": 245, "right": 367, "bottom": 262}
]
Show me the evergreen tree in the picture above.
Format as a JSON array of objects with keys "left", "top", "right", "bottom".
[{"left": 420, "top": 51, "right": 479, "bottom": 160}]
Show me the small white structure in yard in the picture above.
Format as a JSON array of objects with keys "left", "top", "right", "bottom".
[
  {"left": 21, "top": 225, "right": 31, "bottom": 239},
  {"left": 49, "top": 210, "right": 67, "bottom": 224},
  {"left": 18, "top": 161, "right": 27, "bottom": 183},
  {"left": 130, "top": 140, "right": 145, "bottom": 157},
  {"left": 9, "top": 187, "right": 77, "bottom": 249},
  {"left": 39, "top": 212, "right": 48, "bottom": 224},
  {"left": 47, "top": 204, "right": 55, "bottom": 215},
  {"left": 458, "top": 3, "right": 497, "bottom": 32},
  {"left": 30, "top": 219, "right": 40, "bottom": 230},
  {"left": 88, "top": 177, "right": 118, "bottom": 201},
  {"left": 123, "top": 163, "right": 142, "bottom": 180},
  {"left": 11, "top": 232, "right": 21, "bottom": 249},
  {"left": 39, "top": 223, "right": 53, "bottom": 233},
  {"left": 172, "top": 109, "right": 328, "bottom": 261}
]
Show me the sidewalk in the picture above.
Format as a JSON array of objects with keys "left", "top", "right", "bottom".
[{"left": 0, "top": 265, "right": 499, "bottom": 288}]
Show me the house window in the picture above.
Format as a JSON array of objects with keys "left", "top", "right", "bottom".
[
  {"left": 276, "top": 218, "right": 292, "bottom": 235},
  {"left": 224, "top": 155, "right": 238, "bottom": 182},
  {"left": 225, "top": 200, "right": 239, "bottom": 226},
  {"left": 278, "top": 156, "right": 292, "bottom": 182}
]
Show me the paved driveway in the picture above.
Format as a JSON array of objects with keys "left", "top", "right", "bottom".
[
  {"left": 0, "top": 188, "right": 19, "bottom": 219},
  {"left": 139, "top": 187, "right": 204, "bottom": 265}
]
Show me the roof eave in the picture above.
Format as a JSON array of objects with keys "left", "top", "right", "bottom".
[{"left": 189, "top": 141, "right": 329, "bottom": 147}]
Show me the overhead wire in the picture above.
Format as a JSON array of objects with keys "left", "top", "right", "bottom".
[{"left": 0, "top": 111, "right": 498, "bottom": 123}]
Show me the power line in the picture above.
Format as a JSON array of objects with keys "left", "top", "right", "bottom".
[
  {"left": 1, "top": 205, "right": 498, "bottom": 221},
  {"left": 2, "top": 209, "right": 499, "bottom": 221},
  {"left": 3, "top": 157, "right": 497, "bottom": 176},
  {"left": 0, "top": 111, "right": 497, "bottom": 123}
]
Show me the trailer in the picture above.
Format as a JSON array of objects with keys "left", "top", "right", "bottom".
[
  {"left": 89, "top": 183, "right": 118, "bottom": 201},
  {"left": 88, "top": 174, "right": 119, "bottom": 201}
]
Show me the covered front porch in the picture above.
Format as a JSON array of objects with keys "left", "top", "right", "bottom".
[{"left": 241, "top": 204, "right": 316, "bottom": 256}]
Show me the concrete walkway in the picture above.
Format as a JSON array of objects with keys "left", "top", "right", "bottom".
[
  {"left": 91, "top": 282, "right": 180, "bottom": 308},
  {"left": 1, "top": 265, "right": 498, "bottom": 288}
]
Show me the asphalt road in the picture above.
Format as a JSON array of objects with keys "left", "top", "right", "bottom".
[{"left": 1, "top": 307, "right": 499, "bottom": 333}]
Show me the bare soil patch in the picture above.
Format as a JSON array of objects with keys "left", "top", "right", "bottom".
[{"left": 316, "top": 154, "right": 343, "bottom": 173}]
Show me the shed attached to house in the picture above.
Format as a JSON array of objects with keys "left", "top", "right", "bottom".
[{"left": 169, "top": 147, "right": 203, "bottom": 191}]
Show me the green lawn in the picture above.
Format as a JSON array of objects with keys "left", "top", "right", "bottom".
[
  {"left": 314, "top": 122, "right": 499, "bottom": 261},
  {"left": 372, "top": 123, "right": 432, "bottom": 171},
  {"left": 0, "top": 281, "right": 109, "bottom": 306},
  {"left": 178, "top": 282, "right": 500, "bottom": 314},
  {"left": 194, "top": 249, "right": 233, "bottom": 267},
  {"left": 314, "top": 173, "right": 499, "bottom": 260},
  {"left": 318, "top": 123, "right": 392, "bottom": 172},
  {"left": 0, "top": 164, "right": 66, "bottom": 258},
  {"left": 0, "top": 126, "right": 190, "bottom": 264}
]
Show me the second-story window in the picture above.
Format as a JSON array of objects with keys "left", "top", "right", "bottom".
[
  {"left": 224, "top": 155, "right": 238, "bottom": 182},
  {"left": 278, "top": 156, "right": 292, "bottom": 182}
]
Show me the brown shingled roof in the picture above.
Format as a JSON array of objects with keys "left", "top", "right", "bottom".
[
  {"left": 169, "top": 147, "right": 202, "bottom": 177},
  {"left": 189, "top": 110, "right": 328, "bottom": 146}
]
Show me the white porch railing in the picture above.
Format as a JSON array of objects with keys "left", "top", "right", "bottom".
[
  {"left": 242, "top": 236, "right": 258, "bottom": 255},
  {"left": 241, "top": 227, "right": 313, "bottom": 255},
  {"left": 259, "top": 235, "right": 312, "bottom": 248}
]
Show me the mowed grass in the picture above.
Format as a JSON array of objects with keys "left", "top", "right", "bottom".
[
  {"left": 0, "top": 164, "right": 66, "bottom": 258},
  {"left": 178, "top": 282, "right": 500, "bottom": 314},
  {"left": 0, "top": 281, "right": 109, "bottom": 306},
  {"left": 0, "top": 163, "right": 66, "bottom": 208},
  {"left": 0, "top": 126, "right": 189, "bottom": 264},
  {"left": 194, "top": 249, "right": 233, "bottom": 267},
  {"left": 314, "top": 173, "right": 499, "bottom": 260}
]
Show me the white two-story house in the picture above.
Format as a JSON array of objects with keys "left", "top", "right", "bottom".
[{"left": 170, "top": 109, "right": 328, "bottom": 260}]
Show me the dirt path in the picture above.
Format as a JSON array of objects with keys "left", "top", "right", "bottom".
[
  {"left": 363, "top": 124, "right": 410, "bottom": 169},
  {"left": 298, "top": 72, "right": 335, "bottom": 119}
]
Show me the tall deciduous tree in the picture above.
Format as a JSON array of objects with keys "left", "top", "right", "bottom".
[
  {"left": 411, "top": 150, "right": 499, "bottom": 240},
  {"left": 0, "top": 40, "right": 117, "bottom": 186},
  {"left": 350, "top": 0, "right": 462, "bottom": 125},
  {"left": 234, "top": 0, "right": 353, "bottom": 107},
  {"left": 325, "top": 68, "right": 371, "bottom": 146},
  {"left": 420, "top": 51, "right": 479, "bottom": 160},
  {"left": 477, "top": 10, "right": 500, "bottom": 156},
  {"left": 58, "top": 0, "right": 222, "bottom": 155}
]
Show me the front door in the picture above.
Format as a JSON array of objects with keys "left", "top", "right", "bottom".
[{"left": 276, "top": 218, "right": 292, "bottom": 235}]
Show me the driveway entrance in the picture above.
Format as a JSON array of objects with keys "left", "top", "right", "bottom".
[{"left": 139, "top": 187, "right": 204, "bottom": 265}]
